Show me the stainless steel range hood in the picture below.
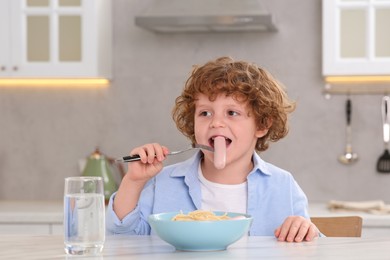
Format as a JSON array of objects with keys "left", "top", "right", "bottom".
[{"left": 135, "top": 0, "right": 277, "bottom": 33}]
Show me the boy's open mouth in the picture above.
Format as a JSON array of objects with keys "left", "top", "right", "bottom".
[{"left": 209, "top": 136, "right": 232, "bottom": 148}]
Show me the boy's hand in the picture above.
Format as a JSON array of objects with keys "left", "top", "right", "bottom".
[
  {"left": 274, "top": 216, "right": 319, "bottom": 242},
  {"left": 113, "top": 143, "right": 169, "bottom": 220},
  {"left": 125, "top": 143, "right": 169, "bottom": 182}
]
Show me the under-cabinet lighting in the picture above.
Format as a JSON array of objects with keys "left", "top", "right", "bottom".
[
  {"left": 323, "top": 76, "right": 390, "bottom": 96},
  {"left": 325, "top": 76, "right": 390, "bottom": 84},
  {"left": 0, "top": 78, "right": 110, "bottom": 88}
]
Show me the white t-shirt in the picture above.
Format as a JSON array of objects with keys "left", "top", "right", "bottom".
[{"left": 198, "top": 165, "right": 248, "bottom": 214}]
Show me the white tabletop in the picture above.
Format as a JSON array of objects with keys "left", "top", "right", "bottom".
[{"left": 0, "top": 234, "right": 389, "bottom": 260}]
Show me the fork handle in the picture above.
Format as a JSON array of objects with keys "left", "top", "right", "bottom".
[
  {"left": 117, "top": 145, "right": 211, "bottom": 163},
  {"left": 119, "top": 153, "right": 173, "bottom": 162},
  {"left": 121, "top": 155, "right": 141, "bottom": 162}
]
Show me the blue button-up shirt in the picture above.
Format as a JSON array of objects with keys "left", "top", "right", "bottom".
[{"left": 106, "top": 152, "right": 309, "bottom": 236}]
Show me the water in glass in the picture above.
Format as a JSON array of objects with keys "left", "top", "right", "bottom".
[{"left": 64, "top": 177, "right": 105, "bottom": 255}]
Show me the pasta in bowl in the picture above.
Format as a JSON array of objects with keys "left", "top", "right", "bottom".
[{"left": 148, "top": 210, "right": 253, "bottom": 251}]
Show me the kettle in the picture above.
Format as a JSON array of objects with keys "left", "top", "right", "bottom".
[{"left": 82, "top": 148, "right": 118, "bottom": 202}]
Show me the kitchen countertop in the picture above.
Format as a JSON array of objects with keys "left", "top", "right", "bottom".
[
  {"left": 0, "top": 200, "right": 63, "bottom": 224},
  {"left": 308, "top": 202, "right": 390, "bottom": 227},
  {"left": 1, "top": 234, "right": 390, "bottom": 259},
  {"left": 1, "top": 200, "right": 390, "bottom": 227}
]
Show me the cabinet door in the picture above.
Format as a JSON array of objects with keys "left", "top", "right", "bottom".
[
  {"left": 323, "top": 0, "right": 390, "bottom": 76},
  {"left": 6, "top": 0, "right": 111, "bottom": 78},
  {"left": 0, "top": 0, "right": 11, "bottom": 76},
  {"left": 11, "top": 0, "right": 84, "bottom": 77}
]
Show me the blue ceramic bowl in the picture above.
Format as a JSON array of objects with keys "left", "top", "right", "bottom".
[{"left": 148, "top": 211, "right": 253, "bottom": 251}]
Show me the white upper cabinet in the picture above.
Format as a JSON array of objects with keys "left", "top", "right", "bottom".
[
  {"left": 0, "top": 0, "right": 111, "bottom": 78},
  {"left": 323, "top": 0, "right": 390, "bottom": 76}
]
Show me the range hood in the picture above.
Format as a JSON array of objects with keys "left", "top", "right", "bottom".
[{"left": 135, "top": 0, "right": 277, "bottom": 33}]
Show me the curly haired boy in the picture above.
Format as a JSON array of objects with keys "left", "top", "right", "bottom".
[{"left": 107, "top": 57, "right": 319, "bottom": 242}]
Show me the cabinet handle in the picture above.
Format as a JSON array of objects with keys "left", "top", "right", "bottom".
[
  {"left": 0, "top": 66, "right": 5, "bottom": 71},
  {"left": 13, "top": 66, "right": 18, "bottom": 71}
]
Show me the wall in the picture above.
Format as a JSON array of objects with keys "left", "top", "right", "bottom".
[{"left": 1, "top": 0, "right": 389, "bottom": 203}]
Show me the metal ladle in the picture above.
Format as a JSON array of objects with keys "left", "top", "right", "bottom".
[{"left": 338, "top": 98, "right": 358, "bottom": 164}]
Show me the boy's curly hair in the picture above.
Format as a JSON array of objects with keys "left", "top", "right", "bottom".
[{"left": 172, "top": 56, "right": 296, "bottom": 152}]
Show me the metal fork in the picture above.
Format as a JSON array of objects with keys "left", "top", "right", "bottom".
[{"left": 116, "top": 144, "right": 214, "bottom": 163}]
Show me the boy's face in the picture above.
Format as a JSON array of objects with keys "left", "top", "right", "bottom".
[{"left": 194, "top": 93, "right": 268, "bottom": 167}]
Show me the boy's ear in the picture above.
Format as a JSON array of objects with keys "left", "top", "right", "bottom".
[
  {"left": 255, "top": 118, "right": 272, "bottom": 138},
  {"left": 255, "top": 128, "right": 269, "bottom": 138}
]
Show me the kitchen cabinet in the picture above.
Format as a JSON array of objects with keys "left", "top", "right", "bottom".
[
  {"left": 0, "top": 201, "right": 63, "bottom": 235},
  {"left": 0, "top": 0, "right": 111, "bottom": 79},
  {"left": 322, "top": 0, "right": 390, "bottom": 76},
  {"left": 0, "top": 223, "right": 63, "bottom": 235}
]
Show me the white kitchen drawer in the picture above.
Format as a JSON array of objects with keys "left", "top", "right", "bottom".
[
  {"left": 0, "top": 223, "right": 63, "bottom": 235},
  {"left": 0, "top": 223, "right": 51, "bottom": 235},
  {"left": 0, "top": 200, "right": 63, "bottom": 235},
  {"left": 50, "top": 224, "right": 63, "bottom": 235}
]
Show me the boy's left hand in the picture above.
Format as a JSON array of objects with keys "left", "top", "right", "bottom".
[{"left": 274, "top": 216, "right": 319, "bottom": 242}]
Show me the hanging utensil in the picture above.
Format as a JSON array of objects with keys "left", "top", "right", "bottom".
[
  {"left": 338, "top": 97, "right": 358, "bottom": 165},
  {"left": 377, "top": 96, "right": 390, "bottom": 173}
]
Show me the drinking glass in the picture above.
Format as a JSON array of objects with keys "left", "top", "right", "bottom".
[{"left": 64, "top": 176, "right": 105, "bottom": 255}]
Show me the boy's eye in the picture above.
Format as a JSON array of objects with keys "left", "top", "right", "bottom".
[
  {"left": 200, "top": 111, "right": 212, "bottom": 116},
  {"left": 228, "top": 110, "right": 239, "bottom": 116}
]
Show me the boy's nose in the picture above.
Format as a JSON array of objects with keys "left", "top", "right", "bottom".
[{"left": 210, "top": 115, "right": 226, "bottom": 128}]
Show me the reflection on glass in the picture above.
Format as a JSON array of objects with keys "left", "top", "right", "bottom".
[
  {"left": 59, "top": 0, "right": 81, "bottom": 6},
  {"left": 27, "top": 16, "right": 50, "bottom": 62},
  {"left": 59, "top": 16, "right": 81, "bottom": 61},
  {"left": 340, "top": 9, "right": 366, "bottom": 58},
  {"left": 27, "top": 0, "right": 49, "bottom": 6},
  {"left": 375, "top": 9, "right": 390, "bottom": 57}
]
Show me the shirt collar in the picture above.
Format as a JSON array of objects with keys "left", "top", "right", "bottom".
[{"left": 252, "top": 152, "right": 272, "bottom": 176}]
